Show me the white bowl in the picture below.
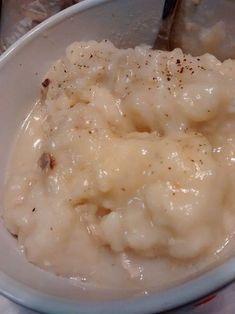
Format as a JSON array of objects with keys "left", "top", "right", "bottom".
[{"left": 1, "top": 1, "right": 235, "bottom": 313}]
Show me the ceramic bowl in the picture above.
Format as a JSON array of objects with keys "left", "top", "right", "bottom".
[{"left": 0, "top": 1, "right": 235, "bottom": 313}]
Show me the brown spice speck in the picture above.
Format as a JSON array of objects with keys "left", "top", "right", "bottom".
[
  {"left": 96, "top": 207, "right": 111, "bottom": 217},
  {"left": 42, "top": 78, "right": 50, "bottom": 88},
  {"left": 38, "top": 153, "right": 56, "bottom": 171}
]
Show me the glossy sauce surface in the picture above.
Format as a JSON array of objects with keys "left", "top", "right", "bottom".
[{"left": 4, "top": 41, "right": 235, "bottom": 293}]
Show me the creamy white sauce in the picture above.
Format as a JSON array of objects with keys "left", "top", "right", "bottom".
[{"left": 4, "top": 41, "right": 235, "bottom": 293}]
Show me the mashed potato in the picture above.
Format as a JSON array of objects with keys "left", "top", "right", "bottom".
[{"left": 4, "top": 40, "right": 235, "bottom": 291}]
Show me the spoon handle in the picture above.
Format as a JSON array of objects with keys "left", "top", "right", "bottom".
[{"left": 153, "top": 0, "right": 181, "bottom": 50}]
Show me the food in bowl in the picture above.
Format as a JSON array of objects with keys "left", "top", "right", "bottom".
[{"left": 4, "top": 40, "right": 235, "bottom": 292}]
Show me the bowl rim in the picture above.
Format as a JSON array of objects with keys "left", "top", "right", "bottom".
[{"left": 1, "top": 0, "right": 235, "bottom": 313}]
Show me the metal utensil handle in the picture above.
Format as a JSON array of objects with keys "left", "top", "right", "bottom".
[{"left": 153, "top": 0, "right": 181, "bottom": 50}]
